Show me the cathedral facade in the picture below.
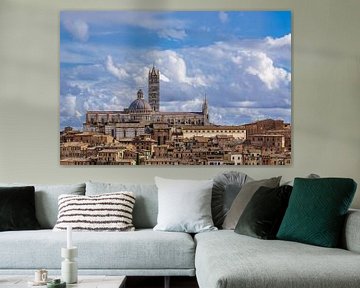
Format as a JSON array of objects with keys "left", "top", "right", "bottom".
[{"left": 83, "top": 66, "right": 210, "bottom": 141}]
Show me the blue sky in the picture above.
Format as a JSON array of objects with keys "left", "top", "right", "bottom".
[{"left": 60, "top": 11, "right": 291, "bottom": 129}]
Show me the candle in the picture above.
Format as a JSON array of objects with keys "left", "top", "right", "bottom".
[{"left": 67, "top": 225, "right": 72, "bottom": 249}]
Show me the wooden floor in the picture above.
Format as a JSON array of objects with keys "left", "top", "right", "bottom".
[{"left": 126, "top": 276, "right": 199, "bottom": 288}]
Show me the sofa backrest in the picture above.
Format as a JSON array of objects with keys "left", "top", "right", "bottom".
[
  {"left": 86, "top": 181, "right": 158, "bottom": 229},
  {"left": 0, "top": 183, "right": 86, "bottom": 228},
  {"left": 341, "top": 209, "right": 360, "bottom": 253}
]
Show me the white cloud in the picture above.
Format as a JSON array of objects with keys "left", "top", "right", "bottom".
[
  {"left": 105, "top": 55, "right": 128, "bottom": 80},
  {"left": 210, "top": 106, "right": 290, "bottom": 125},
  {"left": 266, "top": 33, "right": 291, "bottom": 47},
  {"left": 161, "top": 98, "right": 204, "bottom": 112},
  {"left": 64, "top": 12, "right": 188, "bottom": 41},
  {"left": 230, "top": 101, "right": 257, "bottom": 108},
  {"left": 131, "top": 15, "right": 187, "bottom": 40},
  {"left": 152, "top": 50, "right": 207, "bottom": 87},
  {"left": 158, "top": 28, "right": 187, "bottom": 40},
  {"left": 63, "top": 19, "right": 89, "bottom": 42},
  {"left": 219, "top": 12, "right": 229, "bottom": 23},
  {"left": 60, "top": 28, "right": 292, "bottom": 127},
  {"left": 61, "top": 95, "right": 77, "bottom": 117},
  {"left": 263, "top": 34, "right": 292, "bottom": 68},
  {"left": 246, "top": 52, "right": 291, "bottom": 90},
  {"left": 160, "top": 74, "right": 170, "bottom": 82}
]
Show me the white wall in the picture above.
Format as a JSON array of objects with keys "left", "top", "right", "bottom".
[{"left": 0, "top": 0, "right": 359, "bottom": 208}]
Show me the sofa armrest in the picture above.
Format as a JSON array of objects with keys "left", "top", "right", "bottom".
[{"left": 342, "top": 209, "right": 360, "bottom": 253}]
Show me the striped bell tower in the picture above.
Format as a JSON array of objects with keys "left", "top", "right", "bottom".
[{"left": 148, "top": 65, "right": 160, "bottom": 112}]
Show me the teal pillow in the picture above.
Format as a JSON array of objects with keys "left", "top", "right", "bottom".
[{"left": 277, "top": 178, "right": 357, "bottom": 247}]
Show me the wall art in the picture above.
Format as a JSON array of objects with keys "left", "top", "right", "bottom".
[{"left": 60, "top": 11, "right": 292, "bottom": 165}]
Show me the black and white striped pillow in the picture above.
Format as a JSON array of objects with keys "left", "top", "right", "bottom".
[{"left": 53, "top": 192, "right": 136, "bottom": 231}]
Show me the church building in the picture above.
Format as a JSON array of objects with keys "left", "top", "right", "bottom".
[{"left": 84, "top": 66, "right": 210, "bottom": 141}]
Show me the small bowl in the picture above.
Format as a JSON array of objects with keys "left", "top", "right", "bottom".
[{"left": 47, "top": 279, "right": 66, "bottom": 288}]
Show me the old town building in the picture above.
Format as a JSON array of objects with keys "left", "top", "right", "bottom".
[{"left": 60, "top": 66, "right": 291, "bottom": 166}]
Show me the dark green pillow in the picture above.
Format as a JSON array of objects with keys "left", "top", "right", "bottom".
[
  {"left": 277, "top": 178, "right": 357, "bottom": 247},
  {"left": 235, "top": 185, "right": 292, "bottom": 239},
  {"left": 0, "top": 186, "right": 41, "bottom": 231}
]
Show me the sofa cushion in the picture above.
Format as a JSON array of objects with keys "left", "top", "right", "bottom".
[
  {"left": 195, "top": 230, "right": 360, "bottom": 288},
  {"left": 86, "top": 182, "right": 158, "bottom": 229},
  {"left": 212, "top": 171, "right": 251, "bottom": 228},
  {"left": 234, "top": 185, "right": 292, "bottom": 239},
  {"left": 282, "top": 173, "right": 320, "bottom": 186},
  {"left": 0, "top": 229, "right": 195, "bottom": 272},
  {"left": 222, "top": 177, "right": 281, "bottom": 229},
  {"left": 53, "top": 192, "right": 136, "bottom": 232},
  {"left": 153, "top": 177, "right": 216, "bottom": 233},
  {"left": 342, "top": 209, "right": 360, "bottom": 253},
  {"left": 277, "top": 178, "right": 357, "bottom": 247},
  {"left": 0, "top": 183, "right": 86, "bottom": 229},
  {"left": 0, "top": 186, "right": 40, "bottom": 231}
]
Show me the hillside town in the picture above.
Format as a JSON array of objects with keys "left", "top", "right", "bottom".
[{"left": 60, "top": 66, "right": 291, "bottom": 166}]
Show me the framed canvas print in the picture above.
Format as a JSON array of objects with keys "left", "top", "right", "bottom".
[{"left": 60, "top": 11, "right": 291, "bottom": 166}]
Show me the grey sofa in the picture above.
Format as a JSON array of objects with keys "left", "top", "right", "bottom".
[
  {"left": 195, "top": 211, "right": 360, "bottom": 288},
  {"left": 0, "top": 181, "right": 360, "bottom": 288},
  {"left": 0, "top": 182, "right": 195, "bottom": 280}
]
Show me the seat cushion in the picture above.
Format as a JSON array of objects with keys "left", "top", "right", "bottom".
[
  {"left": 195, "top": 230, "right": 360, "bottom": 288},
  {"left": 342, "top": 209, "right": 360, "bottom": 253},
  {"left": 0, "top": 229, "right": 195, "bottom": 271}
]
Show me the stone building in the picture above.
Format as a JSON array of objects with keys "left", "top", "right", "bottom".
[
  {"left": 83, "top": 66, "right": 210, "bottom": 140},
  {"left": 181, "top": 126, "right": 246, "bottom": 140},
  {"left": 60, "top": 65, "right": 291, "bottom": 166},
  {"left": 249, "top": 134, "right": 285, "bottom": 149},
  {"left": 97, "top": 149, "right": 125, "bottom": 165},
  {"left": 231, "top": 153, "right": 243, "bottom": 165},
  {"left": 244, "top": 119, "right": 289, "bottom": 136},
  {"left": 60, "top": 142, "right": 88, "bottom": 159},
  {"left": 148, "top": 66, "right": 160, "bottom": 112}
]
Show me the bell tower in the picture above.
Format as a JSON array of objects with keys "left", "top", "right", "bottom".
[
  {"left": 202, "top": 94, "right": 209, "bottom": 124},
  {"left": 148, "top": 65, "right": 160, "bottom": 112}
]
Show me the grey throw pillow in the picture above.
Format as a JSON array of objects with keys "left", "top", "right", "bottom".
[
  {"left": 212, "top": 171, "right": 251, "bottom": 228},
  {"left": 53, "top": 192, "right": 136, "bottom": 232},
  {"left": 222, "top": 176, "right": 281, "bottom": 230},
  {"left": 234, "top": 185, "right": 293, "bottom": 239},
  {"left": 153, "top": 177, "right": 217, "bottom": 233},
  {"left": 86, "top": 181, "right": 158, "bottom": 229},
  {"left": 283, "top": 173, "right": 320, "bottom": 186}
]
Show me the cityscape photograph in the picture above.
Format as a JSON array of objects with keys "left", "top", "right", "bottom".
[{"left": 60, "top": 11, "right": 292, "bottom": 165}]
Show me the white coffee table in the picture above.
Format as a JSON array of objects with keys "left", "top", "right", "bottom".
[{"left": 0, "top": 275, "right": 126, "bottom": 288}]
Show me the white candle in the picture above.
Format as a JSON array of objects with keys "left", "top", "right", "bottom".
[{"left": 67, "top": 225, "right": 72, "bottom": 249}]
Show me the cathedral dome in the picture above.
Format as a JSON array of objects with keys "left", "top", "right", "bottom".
[
  {"left": 129, "top": 99, "right": 152, "bottom": 112},
  {"left": 129, "top": 89, "right": 153, "bottom": 113}
]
